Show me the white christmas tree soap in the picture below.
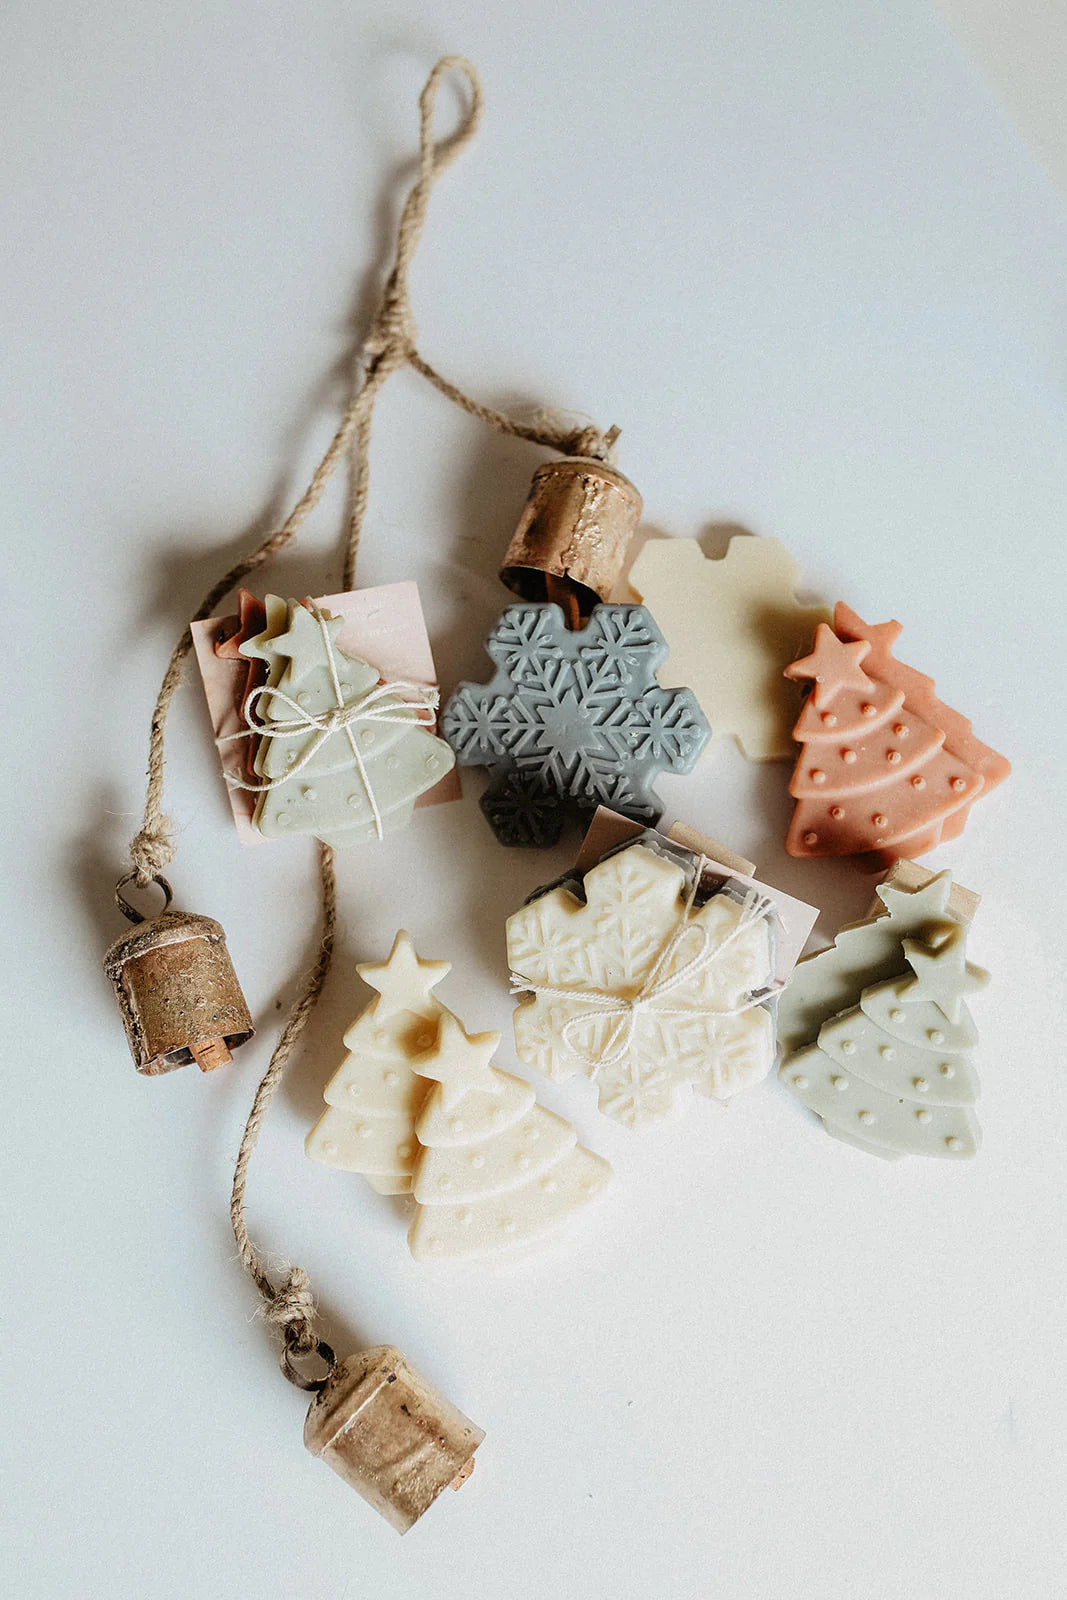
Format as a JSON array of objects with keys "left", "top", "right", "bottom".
[
  {"left": 407, "top": 1015, "right": 611, "bottom": 1260},
  {"left": 240, "top": 599, "right": 454, "bottom": 847},
  {"left": 628, "top": 535, "right": 830, "bottom": 760},
  {"left": 781, "top": 922, "right": 988, "bottom": 1160},
  {"left": 506, "top": 842, "right": 776, "bottom": 1129},
  {"left": 306, "top": 932, "right": 451, "bottom": 1194}
]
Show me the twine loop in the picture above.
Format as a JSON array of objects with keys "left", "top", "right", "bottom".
[
  {"left": 511, "top": 878, "right": 777, "bottom": 1077},
  {"left": 263, "top": 1266, "right": 318, "bottom": 1353},
  {"left": 129, "top": 822, "right": 177, "bottom": 883}
]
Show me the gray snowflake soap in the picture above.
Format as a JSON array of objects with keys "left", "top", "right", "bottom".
[{"left": 440, "top": 603, "right": 710, "bottom": 846}]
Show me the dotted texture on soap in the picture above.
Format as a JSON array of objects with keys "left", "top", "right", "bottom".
[
  {"left": 243, "top": 598, "right": 454, "bottom": 848},
  {"left": 783, "top": 611, "right": 1009, "bottom": 865},
  {"left": 780, "top": 909, "right": 988, "bottom": 1161},
  {"left": 629, "top": 535, "right": 830, "bottom": 761},
  {"left": 440, "top": 602, "right": 709, "bottom": 847},
  {"left": 507, "top": 843, "right": 775, "bottom": 1129},
  {"left": 407, "top": 1014, "right": 611, "bottom": 1260}
]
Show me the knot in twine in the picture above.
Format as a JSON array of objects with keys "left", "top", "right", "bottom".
[
  {"left": 220, "top": 603, "right": 439, "bottom": 840},
  {"left": 129, "top": 822, "right": 176, "bottom": 883},
  {"left": 263, "top": 1266, "right": 318, "bottom": 1353},
  {"left": 511, "top": 881, "right": 776, "bottom": 1076}
]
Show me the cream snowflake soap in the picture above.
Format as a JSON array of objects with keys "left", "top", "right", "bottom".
[
  {"left": 628, "top": 535, "right": 830, "bottom": 760},
  {"left": 507, "top": 841, "right": 777, "bottom": 1128}
]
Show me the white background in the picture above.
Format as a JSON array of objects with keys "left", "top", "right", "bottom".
[{"left": 4, "top": 3, "right": 1066, "bottom": 1597}]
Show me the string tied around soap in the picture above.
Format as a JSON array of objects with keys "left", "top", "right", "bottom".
[
  {"left": 218, "top": 603, "right": 439, "bottom": 840},
  {"left": 510, "top": 873, "right": 780, "bottom": 1074}
]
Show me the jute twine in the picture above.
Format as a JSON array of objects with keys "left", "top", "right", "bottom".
[{"left": 123, "top": 55, "right": 620, "bottom": 1378}]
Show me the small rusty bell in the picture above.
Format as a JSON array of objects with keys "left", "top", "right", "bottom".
[
  {"left": 500, "top": 455, "right": 643, "bottom": 626},
  {"left": 302, "top": 1345, "right": 484, "bottom": 1533},
  {"left": 103, "top": 873, "right": 254, "bottom": 1075}
]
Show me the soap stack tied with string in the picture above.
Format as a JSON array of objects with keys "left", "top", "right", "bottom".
[
  {"left": 194, "top": 590, "right": 455, "bottom": 847},
  {"left": 506, "top": 831, "right": 783, "bottom": 1129},
  {"left": 442, "top": 458, "right": 711, "bottom": 846}
]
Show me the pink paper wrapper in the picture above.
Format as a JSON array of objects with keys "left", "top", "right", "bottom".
[{"left": 191, "top": 582, "right": 460, "bottom": 845}]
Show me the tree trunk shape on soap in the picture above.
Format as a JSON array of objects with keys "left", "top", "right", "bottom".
[
  {"left": 241, "top": 598, "right": 454, "bottom": 847},
  {"left": 780, "top": 919, "right": 988, "bottom": 1160},
  {"left": 783, "top": 622, "right": 982, "bottom": 864},
  {"left": 407, "top": 1014, "right": 611, "bottom": 1259},
  {"left": 306, "top": 932, "right": 452, "bottom": 1194}
]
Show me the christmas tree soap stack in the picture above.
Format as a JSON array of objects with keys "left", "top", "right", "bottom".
[
  {"left": 308, "top": 934, "right": 612, "bottom": 1256},
  {"left": 236, "top": 598, "right": 454, "bottom": 846},
  {"left": 778, "top": 867, "right": 988, "bottom": 1159}
]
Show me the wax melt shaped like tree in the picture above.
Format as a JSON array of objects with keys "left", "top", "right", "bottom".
[
  {"left": 240, "top": 599, "right": 454, "bottom": 848},
  {"left": 407, "top": 1015, "right": 611, "bottom": 1260},
  {"left": 306, "top": 933, "right": 452, "bottom": 1195},
  {"left": 783, "top": 623, "right": 986, "bottom": 864},
  {"left": 628, "top": 535, "right": 830, "bottom": 761},
  {"left": 507, "top": 843, "right": 776, "bottom": 1129},
  {"left": 780, "top": 921, "right": 988, "bottom": 1160},
  {"left": 440, "top": 603, "right": 709, "bottom": 847}
]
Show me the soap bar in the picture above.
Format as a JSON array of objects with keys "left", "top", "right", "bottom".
[
  {"left": 306, "top": 932, "right": 451, "bottom": 1193},
  {"left": 440, "top": 602, "right": 709, "bottom": 847},
  {"left": 241, "top": 599, "right": 455, "bottom": 847},
  {"left": 780, "top": 921, "right": 988, "bottom": 1160},
  {"left": 407, "top": 1014, "right": 611, "bottom": 1259},
  {"left": 783, "top": 614, "right": 1009, "bottom": 864},
  {"left": 191, "top": 582, "right": 459, "bottom": 844},
  {"left": 776, "top": 864, "right": 975, "bottom": 1055},
  {"left": 507, "top": 841, "right": 776, "bottom": 1129},
  {"left": 628, "top": 535, "right": 830, "bottom": 760}
]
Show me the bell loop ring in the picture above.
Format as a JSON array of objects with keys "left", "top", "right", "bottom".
[
  {"left": 115, "top": 871, "right": 174, "bottom": 926},
  {"left": 280, "top": 1335, "right": 337, "bottom": 1393}
]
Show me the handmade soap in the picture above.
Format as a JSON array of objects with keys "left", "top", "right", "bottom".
[
  {"left": 783, "top": 613, "right": 1008, "bottom": 863},
  {"left": 628, "top": 535, "right": 829, "bottom": 760},
  {"left": 236, "top": 599, "right": 454, "bottom": 847},
  {"left": 834, "top": 603, "right": 1010, "bottom": 844},
  {"left": 780, "top": 922, "right": 988, "bottom": 1160},
  {"left": 407, "top": 1014, "right": 611, "bottom": 1259},
  {"left": 440, "top": 602, "right": 709, "bottom": 847},
  {"left": 776, "top": 865, "right": 974, "bottom": 1055},
  {"left": 306, "top": 932, "right": 452, "bottom": 1193},
  {"left": 214, "top": 588, "right": 268, "bottom": 782},
  {"left": 507, "top": 841, "right": 776, "bottom": 1129}
]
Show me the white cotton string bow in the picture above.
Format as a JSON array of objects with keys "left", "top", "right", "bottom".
[
  {"left": 510, "top": 870, "right": 779, "bottom": 1075},
  {"left": 220, "top": 603, "right": 439, "bottom": 840}
]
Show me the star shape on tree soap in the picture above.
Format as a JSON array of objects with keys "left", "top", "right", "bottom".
[
  {"left": 356, "top": 931, "right": 452, "bottom": 1021},
  {"left": 901, "top": 926, "right": 989, "bottom": 1023},
  {"left": 413, "top": 1013, "right": 504, "bottom": 1111},
  {"left": 873, "top": 868, "right": 957, "bottom": 932},
  {"left": 784, "top": 623, "right": 872, "bottom": 708},
  {"left": 268, "top": 603, "right": 346, "bottom": 687}
]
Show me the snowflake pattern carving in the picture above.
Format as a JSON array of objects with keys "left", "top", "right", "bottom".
[{"left": 441, "top": 603, "right": 710, "bottom": 846}]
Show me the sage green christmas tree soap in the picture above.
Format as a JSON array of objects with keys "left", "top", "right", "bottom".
[
  {"left": 239, "top": 599, "right": 454, "bottom": 847},
  {"left": 780, "top": 920, "right": 989, "bottom": 1160}
]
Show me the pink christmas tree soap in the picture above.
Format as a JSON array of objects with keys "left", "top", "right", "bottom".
[{"left": 783, "top": 617, "right": 1008, "bottom": 865}]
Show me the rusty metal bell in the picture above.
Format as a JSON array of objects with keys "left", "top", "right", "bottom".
[
  {"left": 103, "top": 875, "right": 254, "bottom": 1075},
  {"left": 499, "top": 456, "right": 643, "bottom": 624}
]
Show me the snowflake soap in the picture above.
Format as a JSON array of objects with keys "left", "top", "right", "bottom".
[
  {"left": 506, "top": 841, "right": 776, "bottom": 1128},
  {"left": 408, "top": 1014, "right": 612, "bottom": 1260},
  {"left": 629, "top": 535, "right": 830, "bottom": 760},
  {"left": 780, "top": 920, "right": 988, "bottom": 1160},
  {"left": 440, "top": 602, "right": 710, "bottom": 846}
]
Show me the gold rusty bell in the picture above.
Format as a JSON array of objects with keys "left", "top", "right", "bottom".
[
  {"left": 303, "top": 1345, "right": 484, "bottom": 1533},
  {"left": 500, "top": 456, "right": 643, "bottom": 625},
  {"left": 103, "top": 874, "right": 254, "bottom": 1075}
]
